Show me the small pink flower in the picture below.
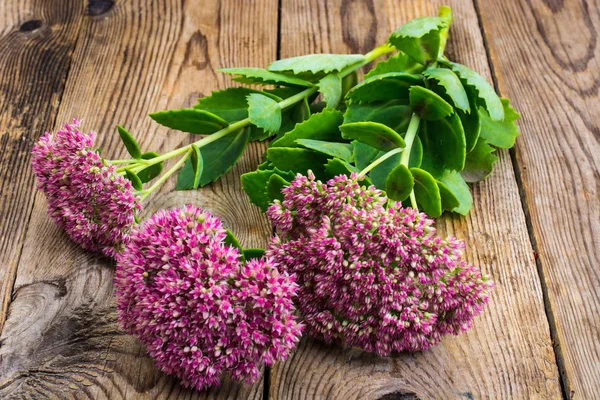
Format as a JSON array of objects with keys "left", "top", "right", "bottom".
[
  {"left": 114, "top": 205, "right": 302, "bottom": 390},
  {"left": 31, "top": 120, "right": 141, "bottom": 257},
  {"left": 266, "top": 172, "right": 492, "bottom": 356}
]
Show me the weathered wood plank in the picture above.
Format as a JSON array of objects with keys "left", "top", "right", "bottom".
[
  {"left": 0, "top": 0, "right": 84, "bottom": 333},
  {"left": 269, "top": 0, "right": 562, "bottom": 398},
  {"left": 0, "top": 0, "right": 276, "bottom": 398},
  {"left": 476, "top": 0, "right": 600, "bottom": 397}
]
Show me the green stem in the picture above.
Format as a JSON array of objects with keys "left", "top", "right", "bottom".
[
  {"left": 400, "top": 113, "right": 421, "bottom": 209},
  {"left": 110, "top": 159, "right": 148, "bottom": 165},
  {"left": 357, "top": 147, "right": 404, "bottom": 179},
  {"left": 140, "top": 149, "right": 193, "bottom": 201},
  {"left": 399, "top": 113, "right": 421, "bottom": 166}
]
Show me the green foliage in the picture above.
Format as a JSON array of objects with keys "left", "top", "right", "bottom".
[
  {"left": 177, "top": 128, "right": 250, "bottom": 189},
  {"left": 117, "top": 125, "right": 142, "bottom": 159},
  {"left": 241, "top": 168, "right": 295, "bottom": 211},
  {"left": 386, "top": 164, "right": 414, "bottom": 201},
  {"left": 423, "top": 68, "right": 469, "bottom": 112},
  {"left": 268, "top": 54, "right": 365, "bottom": 75},
  {"left": 457, "top": 85, "right": 481, "bottom": 153},
  {"left": 410, "top": 167, "right": 442, "bottom": 217},
  {"left": 149, "top": 108, "right": 228, "bottom": 134},
  {"left": 219, "top": 67, "right": 313, "bottom": 87},
  {"left": 195, "top": 87, "right": 280, "bottom": 122},
  {"left": 124, "top": 169, "right": 143, "bottom": 190},
  {"left": 324, "top": 158, "right": 361, "bottom": 180},
  {"left": 346, "top": 72, "right": 422, "bottom": 103},
  {"left": 438, "top": 170, "right": 472, "bottom": 215},
  {"left": 266, "top": 174, "right": 290, "bottom": 203},
  {"left": 266, "top": 148, "right": 328, "bottom": 179},
  {"left": 137, "top": 152, "right": 163, "bottom": 183},
  {"left": 421, "top": 113, "right": 466, "bottom": 171},
  {"left": 437, "top": 180, "right": 460, "bottom": 212},
  {"left": 318, "top": 74, "right": 342, "bottom": 109},
  {"left": 247, "top": 93, "right": 282, "bottom": 134},
  {"left": 479, "top": 98, "right": 520, "bottom": 148},
  {"left": 461, "top": 137, "right": 498, "bottom": 183},
  {"left": 443, "top": 61, "right": 504, "bottom": 121},
  {"left": 176, "top": 146, "right": 203, "bottom": 190},
  {"left": 271, "top": 110, "right": 344, "bottom": 148},
  {"left": 340, "top": 122, "right": 405, "bottom": 151},
  {"left": 370, "top": 151, "right": 401, "bottom": 190},
  {"left": 409, "top": 86, "right": 454, "bottom": 120},
  {"left": 344, "top": 99, "right": 412, "bottom": 134},
  {"left": 388, "top": 17, "right": 446, "bottom": 64},
  {"left": 224, "top": 229, "right": 243, "bottom": 251},
  {"left": 352, "top": 141, "right": 379, "bottom": 170},
  {"left": 243, "top": 248, "right": 265, "bottom": 260},
  {"left": 296, "top": 139, "right": 354, "bottom": 162},
  {"left": 364, "top": 52, "right": 424, "bottom": 79}
]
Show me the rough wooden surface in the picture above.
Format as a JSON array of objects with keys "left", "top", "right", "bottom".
[
  {"left": 476, "top": 0, "right": 600, "bottom": 398},
  {"left": 0, "top": 0, "right": 274, "bottom": 398},
  {"left": 0, "top": 0, "right": 597, "bottom": 399},
  {"left": 269, "top": 0, "right": 561, "bottom": 399}
]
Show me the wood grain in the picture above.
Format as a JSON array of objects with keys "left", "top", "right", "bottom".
[
  {"left": 0, "top": 0, "right": 84, "bottom": 333},
  {"left": 0, "top": 0, "right": 276, "bottom": 398},
  {"left": 270, "top": 0, "right": 562, "bottom": 398},
  {"left": 476, "top": 0, "right": 600, "bottom": 398}
]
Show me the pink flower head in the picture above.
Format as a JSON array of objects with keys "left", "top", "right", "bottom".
[
  {"left": 114, "top": 205, "right": 302, "bottom": 390},
  {"left": 266, "top": 172, "right": 492, "bottom": 356},
  {"left": 31, "top": 120, "right": 141, "bottom": 257}
]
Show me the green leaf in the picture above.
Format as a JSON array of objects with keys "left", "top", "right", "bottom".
[
  {"left": 443, "top": 61, "right": 504, "bottom": 121},
  {"left": 346, "top": 72, "right": 422, "bottom": 103},
  {"left": 352, "top": 141, "right": 379, "bottom": 170},
  {"left": 219, "top": 67, "right": 313, "bottom": 87},
  {"left": 266, "top": 174, "right": 290, "bottom": 203},
  {"left": 460, "top": 138, "right": 498, "bottom": 183},
  {"left": 364, "top": 52, "right": 424, "bottom": 79},
  {"left": 224, "top": 229, "right": 243, "bottom": 251},
  {"left": 124, "top": 169, "right": 143, "bottom": 191},
  {"left": 340, "top": 122, "right": 405, "bottom": 151},
  {"left": 423, "top": 68, "right": 469, "bottom": 112},
  {"left": 241, "top": 168, "right": 295, "bottom": 211},
  {"left": 266, "top": 148, "right": 328, "bottom": 180},
  {"left": 243, "top": 248, "right": 265, "bottom": 260},
  {"left": 438, "top": 170, "right": 472, "bottom": 215},
  {"left": 318, "top": 74, "right": 342, "bottom": 109},
  {"left": 268, "top": 54, "right": 365, "bottom": 75},
  {"left": 437, "top": 180, "right": 460, "bottom": 212},
  {"left": 247, "top": 93, "right": 282, "bottom": 134},
  {"left": 409, "top": 86, "right": 454, "bottom": 120},
  {"left": 190, "top": 144, "right": 203, "bottom": 189},
  {"left": 386, "top": 164, "right": 414, "bottom": 201},
  {"left": 175, "top": 145, "right": 204, "bottom": 190},
  {"left": 478, "top": 98, "right": 520, "bottom": 148},
  {"left": 344, "top": 99, "right": 413, "bottom": 134},
  {"left": 408, "top": 135, "right": 423, "bottom": 168},
  {"left": 149, "top": 108, "right": 228, "bottom": 134},
  {"left": 296, "top": 139, "right": 353, "bottom": 162},
  {"left": 370, "top": 151, "right": 401, "bottom": 190},
  {"left": 341, "top": 71, "right": 358, "bottom": 97},
  {"left": 388, "top": 16, "right": 446, "bottom": 65},
  {"left": 324, "top": 158, "right": 359, "bottom": 179},
  {"left": 191, "top": 128, "right": 250, "bottom": 187},
  {"left": 271, "top": 109, "right": 344, "bottom": 148},
  {"left": 410, "top": 167, "right": 442, "bottom": 217},
  {"left": 117, "top": 125, "right": 142, "bottom": 159},
  {"left": 457, "top": 85, "right": 481, "bottom": 153},
  {"left": 195, "top": 87, "right": 280, "bottom": 123},
  {"left": 421, "top": 113, "right": 466, "bottom": 171},
  {"left": 137, "top": 152, "right": 163, "bottom": 183}
]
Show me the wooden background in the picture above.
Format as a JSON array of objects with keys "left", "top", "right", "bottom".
[{"left": 0, "top": 0, "right": 597, "bottom": 398}]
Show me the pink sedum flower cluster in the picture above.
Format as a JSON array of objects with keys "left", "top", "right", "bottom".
[
  {"left": 114, "top": 205, "right": 302, "bottom": 390},
  {"left": 266, "top": 172, "right": 492, "bottom": 356},
  {"left": 31, "top": 120, "right": 141, "bottom": 257}
]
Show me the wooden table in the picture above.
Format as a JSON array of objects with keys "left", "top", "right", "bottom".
[{"left": 0, "top": 0, "right": 597, "bottom": 398}]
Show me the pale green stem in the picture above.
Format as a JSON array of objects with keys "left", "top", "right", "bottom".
[
  {"left": 357, "top": 147, "right": 403, "bottom": 179},
  {"left": 140, "top": 149, "right": 193, "bottom": 201},
  {"left": 111, "top": 159, "right": 149, "bottom": 165},
  {"left": 437, "top": 6, "right": 453, "bottom": 59},
  {"left": 400, "top": 113, "right": 422, "bottom": 209}
]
